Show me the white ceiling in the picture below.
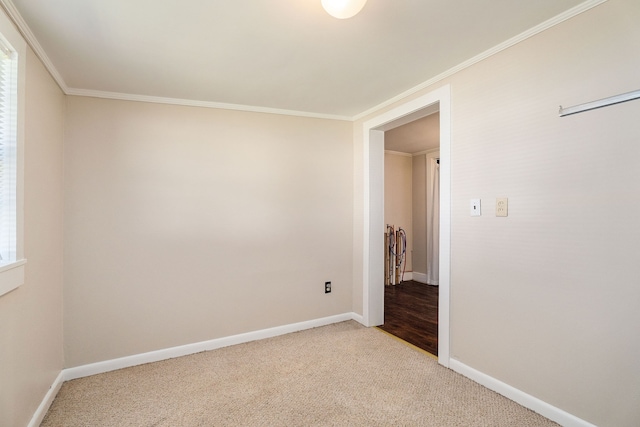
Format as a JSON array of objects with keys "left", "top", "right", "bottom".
[
  {"left": 385, "top": 113, "right": 440, "bottom": 154},
  {"left": 6, "top": 0, "right": 588, "bottom": 119}
]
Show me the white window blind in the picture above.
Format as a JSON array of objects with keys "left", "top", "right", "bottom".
[
  {"left": 0, "top": 10, "right": 25, "bottom": 297},
  {"left": 0, "top": 40, "right": 16, "bottom": 264}
]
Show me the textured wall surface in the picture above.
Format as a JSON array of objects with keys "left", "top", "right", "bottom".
[
  {"left": 64, "top": 97, "right": 354, "bottom": 367},
  {"left": 0, "top": 47, "right": 65, "bottom": 427},
  {"left": 354, "top": 1, "right": 640, "bottom": 425}
]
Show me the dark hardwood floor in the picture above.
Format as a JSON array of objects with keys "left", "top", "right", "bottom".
[{"left": 378, "top": 280, "right": 438, "bottom": 356}]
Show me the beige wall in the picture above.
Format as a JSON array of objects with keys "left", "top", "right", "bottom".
[
  {"left": 383, "top": 152, "right": 412, "bottom": 273},
  {"left": 4, "top": 1, "right": 640, "bottom": 426},
  {"left": 0, "top": 48, "right": 65, "bottom": 426},
  {"left": 354, "top": 1, "right": 640, "bottom": 426},
  {"left": 63, "top": 97, "right": 354, "bottom": 367},
  {"left": 411, "top": 154, "right": 426, "bottom": 275}
]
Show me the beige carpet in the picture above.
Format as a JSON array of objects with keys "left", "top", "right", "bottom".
[{"left": 41, "top": 321, "right": 559, "bottom": 426}]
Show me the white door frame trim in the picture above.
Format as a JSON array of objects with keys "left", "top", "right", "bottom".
[{"left": 361, "top": 85, "right": 451, "bottom": 367}]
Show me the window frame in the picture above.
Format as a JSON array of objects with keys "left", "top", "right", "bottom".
[{"left": 0, "top": 8, "right": 26, "bottom": 298}]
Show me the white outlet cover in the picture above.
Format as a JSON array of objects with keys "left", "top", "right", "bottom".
[
  {"left": 496, "top": 197, "right": 508, "bottom": 217},
  {"left": 470, "top": 199, "right": 481, "bottom": 216}
]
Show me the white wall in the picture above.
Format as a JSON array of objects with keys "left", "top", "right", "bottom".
[
  {"left": 0, "top": 47, "right": 65, "bottom": 427},
  {"left": 63, "top": 97, "right": 354, "bottom": 367},
  {"left": 353, "top": 1, "right": 640, "bottom": 426}
]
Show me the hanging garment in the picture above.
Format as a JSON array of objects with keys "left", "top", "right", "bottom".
[{"left": 427, "top": 159, "right": 440, "bottom": 286}]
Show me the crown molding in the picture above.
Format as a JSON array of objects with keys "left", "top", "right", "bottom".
[
  {"left": 352, "top": 0, "right": 608, "bottom": 122},
  {"left": 1, "top": 0, "right": 607, "bottom": 122},
  {"left": 384, "top": 150, "right": 412, "bottom": 157},
  {"left": 0, "top": 0, "right": 68, "bottom": 92},
  {"left": 66, "top": 88, "right": 353, "bottom": 121},
  {"left": 412, "top": 148, "right": 440, "bottom": 157},
  {"left": 0, "top": 0, "right": 351, "bottom": 121}
]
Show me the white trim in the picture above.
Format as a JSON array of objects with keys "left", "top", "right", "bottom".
[
  {"left": 0, "top": 257, "right": 26, "bottom": 273},
  {"left": 412, "top": 148, "right": 440, "bottom": 157},
  {"left": 387, "top": 272, "right": 414, "bottom": 282},
  {"left": 411, "top": 271, "right": 427, "bottom": 284},
  {"left": 362, "top": 85, "right": 451, "bottom": 368},
  {"left": 437, "top": 88, "right": 451, "bottom": 368},
  {"left": 0, "top": 0, "right": 606, "bottom": 122},
  {"left": 352, "top": 0, "right": 607, "bottom": 122},
  {"left": 0, "top": 259, "right": 26, "bottom": 296},
  {"left": 65, "top": 88, "right": 353, "bottom": 121},
  {"left": 362, "top": 137, "right": 371, "bottom": 325},
  {"left": 27, "top": 371, "right": 64, "bottom": 427},
  {"left": 0, "top": 0, "right": 26, "bottom": 298},
  {"left": 384, "top": 150, "right": 412, "bottom": 157},
  {"left": 425, "top": 151, "right": 440, "bottom": 287},
  {"left": 30, "top": 313, "right": 362, "bottom": 426},
  {"left": 449, "top": 359, "right": 598, "bottom": 427},
  {"left": 30, "top": 316, "right": 596, "bottom": 427},
  {"left": 350, "top": 312, "right": 364, "bottom": 324},
  {"left": 64, "top": 313, "right": 361, "bottom": 381},
  {"left": 362, "top": 129, "right": 385, "bottom": 326},
  {"left": 0, "top": 0, "right": 68, "bottom": 92}
]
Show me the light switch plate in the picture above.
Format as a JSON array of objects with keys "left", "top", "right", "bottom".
[
  {"left": 470, "top": 199, "right": 481, "bottom": 216},
  {"left": 496, "top": 197, "right": 508, "bottom": 217}
]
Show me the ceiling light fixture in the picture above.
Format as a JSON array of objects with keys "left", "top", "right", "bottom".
[{"left": 321, "top": 0, "right": 367, "bottom": 19}]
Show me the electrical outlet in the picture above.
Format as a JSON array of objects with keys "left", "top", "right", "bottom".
[
  {"left": 325, "top": 281, "right": 331, "bottom": 293},
  {"left": 496, "top": 197, "right": 508, "bottom": 217}
]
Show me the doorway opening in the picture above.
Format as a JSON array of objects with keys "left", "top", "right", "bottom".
[
  {"left": 361, "top": 85, "right": 451, "bottom": 367},
  {"left": 378, "top": 113, "right": 440, "bottom": 356}
]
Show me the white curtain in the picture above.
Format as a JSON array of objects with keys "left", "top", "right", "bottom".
[{"left": 426, "top": 158, "right": 439, "bottom": 286}]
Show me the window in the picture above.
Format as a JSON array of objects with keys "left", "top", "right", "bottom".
[
  {"left": 0, "top": 41, "right": 17, "bottom": 265},
  {"left": 0, "top": 9, "right": 26, "bottom": 297}
]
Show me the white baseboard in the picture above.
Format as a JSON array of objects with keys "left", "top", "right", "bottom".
[
  {"left": 27, "top": 371, "right": 64, "bottom": 427},
  {"left": 350, "top": 312, "right": 364, "bottom": 324},
  {"left": 33, "top": 314, "right": 594, "bottom": 427},
  {"left": 411, "top": 272, "right": 440, "bottom": 286},
  {"left": 31, "top": 312, "right": 363, "bottom": 426},
  {"left": 449, "top": 359, "right": 597, "bottom": 427},
  {"left": 64, "top": 312, "right": 361, "bottom": 381},
  {"left": 412, "top": 272, "right": 427, "bottom": 283}
]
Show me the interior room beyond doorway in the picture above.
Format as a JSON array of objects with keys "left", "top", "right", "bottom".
[{"left": 381, "top": 111, "right": 440, "bottom": 355}]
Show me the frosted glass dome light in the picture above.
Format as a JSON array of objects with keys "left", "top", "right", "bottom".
[{"left": 321, "top": 0, "right": 368, "bottom": 19}]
